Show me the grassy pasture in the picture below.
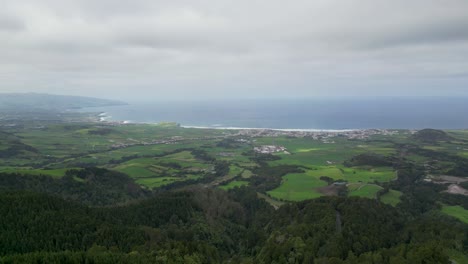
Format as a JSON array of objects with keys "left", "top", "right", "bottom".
[
  {"left": 7, "top": 123, "right": 468, "bottom": 209},
  {"left": 348, "top": 184, "right": 383, "bottom": 199},
  {"left": 219, "top": 180, "right": 249, "bottom": 190},
  {"left": 136, "top": 177, "right": 181, "bottom": 188},
  {"left": 257, "top": 192, "right": 285, "bottom": 209},
  {"left": 305, "top": 166, "right": 395, "bottom": 183},
  {"left": 158, "top": 151, "right": 210, "bottom": 169},
  {"left": 441, "top": 205, "right": 468, "bottom": 224},
  {"left": 269, "top": 150, "right": 356, "bottom": 167},
  {"left": 447, "top": 130, "right": 468, "bottom": 140},
  {"left": 204, "top": 145, "right": 253, "bottom": 165},
  {"left": 89, "top": 144, "right": 194, "bottom": 164},
  {"left": 8, "top": 123, "right": 224, "bottom": 167},
  {"left": 114, "top": 163, "right": 157, "bottom": 178},
  {"left": 405, "top": 154, "right": 430, "bottom": 163},
  {"left": 379, "top": 189, "right": 403, "bottom": 206},
  {"left": 0, "top": 168, "right": 70, "bottom": 178},
  {"left": 268, "top": 164, "right": 395, "bottom": 201},
  {"left": 17, "top": 125, "right": 112, "bottom": 157},
  {"left": 447, "top": 249, "right": 468, "bottom": 264},
  {"left": 341, "top": 166, "right": 396, "bottom": 183},
  {"left": 112, "top": 153, "right": 206, "bottom": 176},
  {"left": 136, "top": 174, "right": 202, "bottom": 189},
  {"left": 229, "top": 165, "right": 244, "bottom": 177},
  {"left": 258, "top": 137, "right": 397, "bottom": 167},
  {"left": 241, "top": 170, "right": 253, "bottom": 178},
  {"left": 267, "top": 171, "right": 326, "bottom": 201},
  {"left": 264, "top": 140, "right": 394, "bottom": 167},
  {"left": 108, "top": 150, "right": 210, "bottom": 188},
  {"left": 422, "top": 146, "right": 446, "bottom": 151},
  {"left": 355, "top": 144, "right": 397, "bottom": 155}
]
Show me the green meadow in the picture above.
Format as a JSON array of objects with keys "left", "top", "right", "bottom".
[
  {"left": 3, "top": 122, "right": 468, "bottom": 211},
  {"left": 0, "top": 168, "right": 71, "bottom": 178},
  {"left": 108, "top": 150, "right": 211, "bottom": 188},
  {"left": 229, "top": 165, "right": 244, "bottom": 177},
  {"left": 268, "top": 165, "right": 395, "bottom": 201},
  {"left": 348, "top": 184, "right": 383, "bottom": 199},
  {"left": 441, "top": 205, "right": 468, "bottom": 224},
  {"left": 447, "top": 249, "right": 468, "bottom": 264},
  {"left": 219, "top": 180, "right": 249, "bottom": 190},
  {"left": 267, "top": 171, "right": 326, "bottom": 201},
  {"left": 379, "top": 189, "right": 403, "bottom": 206}
]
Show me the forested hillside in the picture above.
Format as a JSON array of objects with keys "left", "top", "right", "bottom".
[
  {"left": 0, "top": 188, "right": 466, "bottom": 264},
  {"left": 0, "top": 122, "right": 467, "bottom": 263}
]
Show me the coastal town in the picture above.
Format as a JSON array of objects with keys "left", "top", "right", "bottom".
[
  {"left": 234, "top": 128, "right": 399, "bottom": 140},
  {"left": 253, "top": 145, "right": 288, "bottom": 154},
  {"left": 103, "top": 124, "right": 401, "bottom": 151}
]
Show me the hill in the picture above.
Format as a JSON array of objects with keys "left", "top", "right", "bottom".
[
  {"left": 0, "top": 168, "right": 149, "bottom": 206},
  {"left": 411, "top": 129, "right": 453, "bottom": 142},
  {"left": 0, "top": 190, "right": 465, "bottom": 263}
]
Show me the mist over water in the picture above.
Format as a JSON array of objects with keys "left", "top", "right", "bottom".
[{"left": 84, "top": 97, "right": 468, "bottom": 130}]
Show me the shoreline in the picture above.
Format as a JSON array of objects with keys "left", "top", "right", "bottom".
[
  {"left": 95, "top": 113, "right": 362, "bottom": 132},
  {"left": 96, "top": 111, "right": 361, "bottom": 132},
  {"left": 96, "top": 113, "right": 399, "bottom": 132},
  {"left": 94, "top": 112, "right": 462, "bottom": 132},
  {"left": 180, "top": 125, "right": 359, "bottom": 132}
]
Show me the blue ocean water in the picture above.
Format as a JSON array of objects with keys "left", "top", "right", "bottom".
[{"left": 83, "top": 97, "right": 468, "bottom": 129}]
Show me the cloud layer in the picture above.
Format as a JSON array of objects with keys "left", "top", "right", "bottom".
[{"left": 1, "top": 0, "right": 468, "bottom": 99}]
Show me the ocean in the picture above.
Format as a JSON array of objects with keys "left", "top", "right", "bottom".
[{"left": 82, "top": 97, "right": 468, "bottom": 130}]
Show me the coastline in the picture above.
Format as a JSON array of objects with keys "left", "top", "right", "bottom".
[
  {"left": 81, "top": 98, "right": 468, "bottom": 130},
  {"left": 180, "top": 125, "right": 358, "bottom": 132},
  {"left": 95, "top": 110, "right": 360, "bottom": 132},
  {"left": 95, "top": 112, "right": 395, "bottom": 132}
]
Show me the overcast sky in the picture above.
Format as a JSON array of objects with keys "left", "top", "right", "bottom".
[{"left": 0, "top": 0, "right": 467, "bottom": 100}]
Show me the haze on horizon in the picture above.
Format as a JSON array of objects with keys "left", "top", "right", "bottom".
[{"left": 1, "top": 0, "right": 468, "bottom": 101}]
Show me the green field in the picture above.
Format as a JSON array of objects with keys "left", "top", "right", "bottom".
[
  {"left": 136, "top": 177, "right": 181, "bottom": 188},
  {"left": 241, "top": 169, "right": 253, "bottom": 178},
  {"left": 257, "top": 192, "right": 285, "bottom": 209},
  {"left": 447, "top": 249, "right": 468, "bottom": 264},
  {"left": 380, "top": 189, "right": 403, "bottom": 206},
  {"left": 304, "top": 166, "right": 396, "bottom": 183},
  {"left": 1, "top": 122, "right": 229, "bottom": 167},
  {"left": 0, "top": 168, "right": 71, "bottom": 178},
  {"left": 267, "top": 171, "right": 326, "bottom": 201},
  {"left": 229, "top": 165, "right": 244, "bottom": 177},
  {"left": 105, "top": 150, "right": 212, "bottom": 188},
  {"left": 2, "top": 122, "right": 468, "bottom": 210},
  {"left": 441, "top": 205, "right": 468, "bottom": 224},
  {"left": 268, "top": 165, "right": 395, "bottom": 201},
  {"left": 348, "top": 184, "right": 383, "bottom": 199},
  {"left": 219, "top": 180, "right": 249, "bottom": 190}
]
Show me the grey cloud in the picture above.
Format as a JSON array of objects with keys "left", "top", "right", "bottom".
[
  {"left": 359, "top": 18, "right": 468, "bottom": 50},
  {"left": 0, "top": 0, "right": 467, "bottom": 100},
  {"left": 0, "top": 14, "right": 24, "bottom": 31}
]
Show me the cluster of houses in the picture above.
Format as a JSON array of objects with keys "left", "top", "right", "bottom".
[
  {"left": 254, "top": 145, "right": 287, "bottom": 154},
  {"left": 233, "top": 128, "right": 399, "bottom": 142},
  {"left": 110, "top": 139, "right": 180, "bottom": 149}
]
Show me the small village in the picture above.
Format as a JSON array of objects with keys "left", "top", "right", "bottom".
[
  {"left": 106, "top": 128, "right": 401, "bottom": 151},
  {"left": 235, "top": 128, "right": 400, "bottom": 141},
  {"left": 253, "top": 145, "right": 288, "bottom": 154}
]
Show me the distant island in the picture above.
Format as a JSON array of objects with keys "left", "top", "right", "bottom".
[
  {"left": 0, "top": 93, "right": 127, "bottom": 122},
  {"left": 0, "top": 93, "right": 126, "bottom": 112}
]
